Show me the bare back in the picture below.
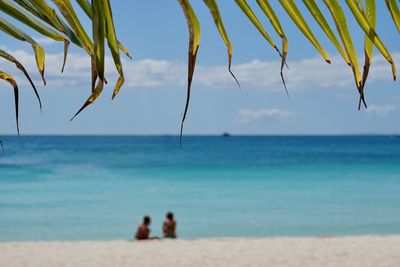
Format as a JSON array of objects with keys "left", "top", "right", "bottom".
[
  {"left": 135, "top": 224, "right": 150, "bottom": 240},
  {"left": 163, "top": 219, "right": 176, "bottom": 238}
]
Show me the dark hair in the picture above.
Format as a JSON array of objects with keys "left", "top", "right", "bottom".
[
  {"left": 166, "top": 212, "right": 174, "bottom": 220},
  {"left": 143, "top": 216, "right": 151, "bottom": 224}
]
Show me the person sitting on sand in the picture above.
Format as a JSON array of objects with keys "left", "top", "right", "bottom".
[
  {"left": 135, "top": 216, "right": 158, "bottom": 240},
  {"left": 163, "top": 212, "right": 177, "bottom": 238}
]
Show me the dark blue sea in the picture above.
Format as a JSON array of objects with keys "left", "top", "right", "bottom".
[{"left": 0, "top": 135, "right": 399, "bottom": 241}]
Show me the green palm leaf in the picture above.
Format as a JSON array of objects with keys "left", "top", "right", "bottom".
[
  {"left": 256, "top": 0, "right": 289, "bottom": 96},
  {"left": 74, "top": 0, "right": 132, "bottom": 59},
  {"left": 0, "top": 0, "right": 399, "bottom": 140},
  {"left": 386, "top": 0, "right": 400, "bottom": 33},
  {"left": 345, "top": 0, "right": 396, "bottom": 81},
  {"left": 76, "top": 0, "right": 91, "bottom": 17},
  {"left": 324, "top": 0, "right": 365, "bottom": 107},
  {"left": 0, "top": 49, "right": 41, "bottom": 108},
  {"left": 104, "top": 0, "right": 125, "bottom": 100},
  {"left": 279, "top": 0, "right": 330, "bottom": 63},
  {"left": 302, "top": 0, "right": 350, "bottom": 65},
  {"left": 70, "top": 0, "right": 105, "bottom": 120},
  {"left": 14, "top": 0, "right": 85, "bottom": 71},
  {"left": 51, "top": 0, "right": 93, "bottom": 54},
  {"left": 0, "top": 17, "right": 46, "bottom": 84},
  {"left": 0, "top": 71, "right": 20, "bottom": 135},
  {"left": 204, "top": 0, "right": 239, "bottom": 87},
  {"left": 359, "top": 0, "right": 376, "bottom": 109},
  {"left": 178, "top": 0, "right": 200, "bottom": 146},
  {"left": 235, "top": 0, "right": 280, "bottom": 55}
]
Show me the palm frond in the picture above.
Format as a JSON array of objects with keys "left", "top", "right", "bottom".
[
  {"left": 302, "top": 0, "right": 350, "bottom": 65},
  {"left": 0, "top": 0, "right": 398, "bottom": 140},
  {"left": 386, "top": 0, "right": 400, "bottom": 33},
  {"left": 345, "top": 0, "right": 396, "bottom": 81},
  {"left": 177, "top": 0, "right": 200, "bottom": 147},
  {"left": 280, "top": 0, "right": 330, "bottom": 63},
  {"left": 359, "top": 0, "right": 376, "bottom": 109},
  {"left": 0, "top": 71, "right": 20, "bottom": 134},
  {"left": 235, "top": 0, "right": 280, "bottom": 56},
  {"left": 74, "top": 0, "right": 132, "bottom": 59},
  {"left": 0, "top": 17, "right": 46, "bottom": 83},
  {"left": 204, "top": 0, "right": 239, "bottom": 87},
  {"left": 324, "top": 0, "right": 365, "bottom": 107},
  {"left": 257, "top": 0, "right": 288, "bottom": 96},
  {"left": 0, "top": 48, "right": 41, "bottom": 108}
]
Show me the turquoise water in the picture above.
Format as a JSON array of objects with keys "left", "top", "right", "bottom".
[{"left": 0, "top": 136, "right": 399, "bottom": 241}]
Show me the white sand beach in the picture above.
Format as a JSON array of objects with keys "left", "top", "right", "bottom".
[{"left": 1, "top": 235, "right": 399, "bottom": 267}]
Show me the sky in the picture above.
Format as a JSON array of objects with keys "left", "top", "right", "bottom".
[{"left": 0, "top": 1, "right": 399, "bottom": 135}]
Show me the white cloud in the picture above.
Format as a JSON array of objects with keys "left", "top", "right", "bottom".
[
  {"left": 32, "top": 37, "right": 58, "bottom": 46},
  {"left": 0, "top": 49, "right": 186, "bottom": 89},
  {"left": 122, "top": 59, "right": 186, "bottom": 88},
  {"left": 238, "top": 108, "right": 293, "bottom": 124},
  {"left": 366, "top": 105, "right": 397, "bottom": 117},
  {"left": 0, "top": 47, "right": 398, "bottom": 92}
]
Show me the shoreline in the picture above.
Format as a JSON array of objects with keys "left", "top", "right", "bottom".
[
  {"left": 0, "top": 233, "right": 398, "bottom": 243},
  {"left": 1, "top": 235, "right": 399, "bottom": 267}
]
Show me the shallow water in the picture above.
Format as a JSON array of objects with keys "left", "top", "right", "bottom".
[{"left": 0, "top": 135, "right": 399, "bottom": 241}]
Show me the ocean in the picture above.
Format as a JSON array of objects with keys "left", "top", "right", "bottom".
[{"left": 0, "top": 135, "right": 399, "bottom": 242}]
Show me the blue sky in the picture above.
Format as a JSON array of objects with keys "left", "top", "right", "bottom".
[{"left": 0, "top": 1, "right": 399, "bottom": 135}]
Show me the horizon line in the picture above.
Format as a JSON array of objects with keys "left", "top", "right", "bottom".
[{"left": 0, "top": 133, "right": 399, "bottom": 137}]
